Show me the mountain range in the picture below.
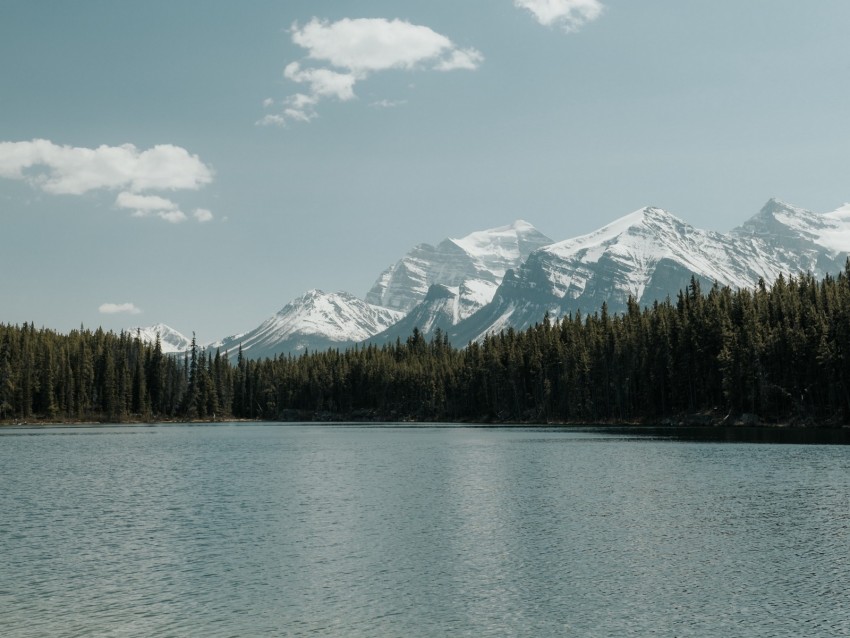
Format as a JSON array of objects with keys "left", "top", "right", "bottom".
[{"left": 134, "top": 199, "right": 850, "bottom": 358}]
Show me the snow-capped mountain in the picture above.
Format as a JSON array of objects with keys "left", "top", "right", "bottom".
[
  {"left": 207, "top": 198, "right": 850, "bottom": 358},
  {"left": 368, "top": 284, "right": 464, "bottom": 346},
  {"left": 729, "top": 199, "right": 850, "bottom": 276},
  {"left": 129, "top": 324, "right": 193, "bottom": 354},
  {"left": 450, "top": 199, "right": 850, "bottom": 345},
  {"left": 213, "top": 290, "right": 403, "bottom": 360},
  {"left": 366, "top": 220, "right": 553, "bottom": 316}
]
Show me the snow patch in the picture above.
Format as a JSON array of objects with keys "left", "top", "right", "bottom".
[{"left": 129, "top": 323, "right": 193, "bottom": 354}]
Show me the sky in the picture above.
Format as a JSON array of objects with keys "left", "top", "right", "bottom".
[{"left": 2, "top": 0, "right": 849, "bottom": 343}]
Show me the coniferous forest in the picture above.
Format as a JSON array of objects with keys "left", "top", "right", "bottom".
[{"left": 2, "top": 263, "right": 850, "bottom": 426}]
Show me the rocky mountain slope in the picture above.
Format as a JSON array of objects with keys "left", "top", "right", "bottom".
[
  {"left": 212, "top": 290, "right": 402, "bottom": 359},
  {"left": 366, "top": 220, "right": 553, "bottom": 315},
  {"left": 449, "top": 199, "right": 850, "bottom": 345},
  {"left": 198, "top": 198, "right": 850, "bottom": 358}
]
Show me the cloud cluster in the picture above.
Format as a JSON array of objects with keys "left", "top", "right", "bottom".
[
  {"left": 99, "top": 302, "right": 142, "bottom": 315},
  {"left": 0, "top": 139, "right": 215, "bottom": 223},
  {"left": 259, "top": 18, "right": 483, "bottom": 126},
  {"left": 514, "top": 0, "right": 604, "bottom": 32}
]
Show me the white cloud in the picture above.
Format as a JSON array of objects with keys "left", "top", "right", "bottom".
[
  {"left": 277, "top": 63, "right": 358, "bottom": 122},
  {"left": 292, "top": 18, "right": 456, "bottom": 73},
  {"left": 157, "top": 210, "right": 188, "bottom": 224},
  {"left": 284, "top": 62, "right": 357, "bottom": 101},
  {"left": 99, "top": 302, "right": 142, "bottom": 315},
  {"left": 0, "top": 139, "right": 215, "bottom": 223},
  {"left": 514, "top": 0, "right": 604, "bottom": 31},
  {"left": 371, "top": 99, "right": 408, "bottom": 109},
  {"left": 256, "top": 114, "right": 287, "bottom": 127},
  {"left": 262, "top": 17, "right": 483, "bottom": 126},
  {"left": 115, "top": 191, "right": 213, "bottom": 224},
  {"left": 115, "top": 191, "right": 186, "bottom": 223},
  {"left": 0, "top": 139, "right": 213, "bottom": 195},
  {"left": 116, "top": 191, "right": 178, "bottom": 212},
  {"left": 127, "top": 209, "right": 187, "bottom": 223},
  {"left": 284, "top": 106, "right": 317, "bottom": 123},
  {"left": 434, "top": 47, "right": 485, "bottom": 72},
  {"left": 193, "top": 208, "right": 213, "bottom": 223}
]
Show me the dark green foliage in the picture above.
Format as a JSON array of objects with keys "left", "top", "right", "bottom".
[
  {"left": 0, "top": 325, "right": 205, "bottom": 422},
  {"left": 3, "top": 262, "right": 850, "bottom": 424}
]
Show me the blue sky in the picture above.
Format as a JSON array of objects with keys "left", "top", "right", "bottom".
[{"left": 2, "top": 0, "right": 849, "bottom": 342}]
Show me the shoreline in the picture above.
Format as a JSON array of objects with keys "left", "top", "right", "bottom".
[{"left": 2, "top": 414, "right": 847, "bottom": 429}]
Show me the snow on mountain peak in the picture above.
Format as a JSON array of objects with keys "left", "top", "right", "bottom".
[
  {"left": 366, "top": 220, "right": 553, "bottom": 314},
  {"left": 215, "top": 290, "right": 403, "bottom": 359},
  {"left": 272, "top": 290, "right": 402, "bottom": 340},
  {"left": 533, "top": 206, "right": 732, "bottom": 303},
  {"left": 207, "top": 197, "right": 850, "bottom": 358},
  {"left": 129, "top": 324, "right": 192, "bottom": 354},
  {"left": 733, "top": 199, "right": 850, "bottom": 258},
  {"left": 827, "top": 203, "right": 850, "bottom": 221},
  {"left": 545, "top": 206, "right": 690, "bottom": 260},
  {"left": 451, "top": 198, "right": 850, "bottom": 348}
]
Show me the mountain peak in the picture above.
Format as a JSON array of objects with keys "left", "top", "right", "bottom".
[
  {"left": 634, "top": 205, "right": 680, "bottom": 221},
  {"left": 210, "top": 196, "right": 850, "bottom": 357},
  {"left": 367, "top": 219, "right": 552, "bottom": 313},
  {"left": 548, "top": 206, "right": 685, "bottom": 253},
  {"left": 217, "top": 289, "right": 402, "bottom": 359},
  {"left": 450, "top": 218, "right": 548, "bottom": 246},
  {"left": 759, "top": 198, "right": 808, "bottom": 217},
  {"left": 129, "top": 324, "right": 193, "bottom": 354},
  {"left": 735, "top": 198, "right": 820, "bottom": 234}
]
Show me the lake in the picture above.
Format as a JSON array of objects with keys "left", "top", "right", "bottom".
[{"left": 1, "top": 424, "right": 848, "bottom": 636}]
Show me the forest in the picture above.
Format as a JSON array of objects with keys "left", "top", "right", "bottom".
[{"left": 2, "top": 261, "right": 849, "bottom": 426}]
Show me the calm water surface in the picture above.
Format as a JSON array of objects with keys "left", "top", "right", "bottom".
[{"left": 1, "top": 424, "right": 848, "bottom": 637}]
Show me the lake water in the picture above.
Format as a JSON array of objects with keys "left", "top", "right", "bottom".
[{"left": 1, "top": 424, "right": 849, "bottom": 637}]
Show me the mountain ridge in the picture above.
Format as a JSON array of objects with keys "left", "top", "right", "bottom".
[
  {"left": 365, "top": 219, "right": 554, "bottom": 314},
  {"left": 448, "top": 199, "right": 850, "bottom": 346},
  {"left": 211, "top": 290, "right": 402, "bottom": 360},
  {"left": 143, "top": 199, "right": 850, "bottom": 358}
]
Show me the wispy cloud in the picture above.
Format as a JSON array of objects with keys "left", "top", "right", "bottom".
[
  {"left": 112, "top": 192, "right": 213, "bottom": 224},
  {"left": 193, "top": 208, "right": 213, "bottom": 223},
  {"left": 115, "top": 192, "right": 179, "bottom": 212},
  {"left": 0, "top": 139, "right": 215, "bottom": 223},
  {"left": 514, "top": 0, "right": 605, "bottom": 32},
  {"left": 115, "top": 191, "right": 189, "bottom": 223},
  {"left": 370, "top": 99, "right": 408, "bottom": 109},
  {"left": 99, "top": 302, "right": 142, "bottom": 315},
  {"left": 434, "top": 48, "right": 485, "bottom": 71},
  {"left": 259, "top": 17, "right": 483, "bottom": 126}
]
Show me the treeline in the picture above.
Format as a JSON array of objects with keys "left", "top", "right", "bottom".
[
  {"left": 3, "top": 262, "right": 850, "bottom": 424},
  {"left": 0, "top": 326, "right": 231, "bottom": 422}
]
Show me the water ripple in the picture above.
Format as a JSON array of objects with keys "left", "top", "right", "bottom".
[{"left": 1, "top": 425, "right": 849, "bottom": 636}]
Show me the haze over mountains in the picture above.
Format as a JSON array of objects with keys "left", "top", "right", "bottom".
[{"left": 136, "top": 199, "right": 850, "bottom": 358}]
